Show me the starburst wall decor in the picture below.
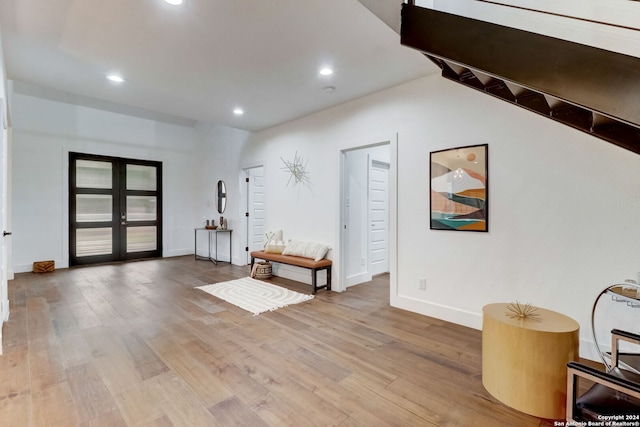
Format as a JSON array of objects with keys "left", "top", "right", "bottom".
[{"left": 281, "top": 151, "right": 311, "bottom": 188}]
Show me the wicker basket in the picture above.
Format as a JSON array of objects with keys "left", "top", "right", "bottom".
[{"left": 255, "top": 261, "right": 272, "bottom": 279}]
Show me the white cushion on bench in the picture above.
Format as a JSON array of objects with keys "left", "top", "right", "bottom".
[{"left": 282, "top": 241, "right": 329, "bottom": 261}]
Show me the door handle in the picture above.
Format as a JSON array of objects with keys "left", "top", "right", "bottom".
[
  {"left": 3, "top": 231, "right": 11, "bottom": 237},
  {"left": 121, "top": 222, "right": 127, "bottom": 225}
]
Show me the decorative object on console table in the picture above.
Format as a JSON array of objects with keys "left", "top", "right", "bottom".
[
  {"left": 482, "top": 303, "right": 579, "bottom": 419},
  {"left": 430, "top": 144, "right": 488, "bottom": 231}
]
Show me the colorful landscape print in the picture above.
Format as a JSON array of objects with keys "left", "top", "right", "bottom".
[{"left": 430, "top": 144, "right": 487, "bottom": 231}]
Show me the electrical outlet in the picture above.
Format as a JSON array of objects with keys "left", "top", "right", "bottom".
[
  {"left": 419, "top": 278, "right": 427, "bottom": 290},
  {"left": 361, "top": 258, "right": 366, "bottom": 266}
]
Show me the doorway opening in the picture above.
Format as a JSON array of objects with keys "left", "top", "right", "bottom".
[
  {"left": 69, "top": 153, "right": 162, "bottom": 266},
  {"left": 340, "top": 142, "right": 391, "bottom": 290},
  {"left": 244, "top": 165, "right": 265, "bottom": 265}
]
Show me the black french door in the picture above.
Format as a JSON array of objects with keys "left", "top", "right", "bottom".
[{"left": 69, "top": 153, "right": 162, "bottom": 266}]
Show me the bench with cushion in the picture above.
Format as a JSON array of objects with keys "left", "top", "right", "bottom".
[{"left": 250, "top": 250, "right": 332, "bottom": 294}]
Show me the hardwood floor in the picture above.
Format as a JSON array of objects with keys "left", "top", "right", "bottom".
[{"left": 1, "top": 256, "right": 559, "bottom": 426}]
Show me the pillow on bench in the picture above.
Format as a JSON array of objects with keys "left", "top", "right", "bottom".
[
  {"left": 282, "top": 241, "right": 329, "bottom": 261},
  {"left": 264, "top": 229, "right": 286, "bottom": 254},
  {"left": 265, "top": 243, "right": 286, "bottom": 254}
]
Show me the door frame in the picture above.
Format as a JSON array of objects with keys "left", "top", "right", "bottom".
[
  {"left": 339, "top": 137, "right": 397, "bottom": 294},
  {"left": 69, "top": 152, "right": 163, "bottom": 266}
]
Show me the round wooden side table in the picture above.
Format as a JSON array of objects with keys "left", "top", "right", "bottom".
[{"left": 482, "top": 303, "right": 580, "bottom": 419}]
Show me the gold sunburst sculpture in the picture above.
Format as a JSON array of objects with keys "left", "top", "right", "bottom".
[
  {"left": 506, "top": 301, "right": 540, "bottom": 320},
  {"left": 281, "top": 151, "right": 311, "bottom": 188}
]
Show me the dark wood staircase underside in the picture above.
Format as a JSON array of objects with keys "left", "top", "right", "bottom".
[{"left": 400, "top": 4, "right": 640, "bottom": 155}]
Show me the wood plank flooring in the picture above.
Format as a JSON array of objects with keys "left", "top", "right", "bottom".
[{"left": 1, "top": 256, "right": 562, "bottom": 426}]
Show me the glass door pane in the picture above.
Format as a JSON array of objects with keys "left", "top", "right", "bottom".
[
  {"left": 76, "top": 228, "right": 112, "bottom": 257},
  {"left": 127, "top": 226, "right": 157, "bottom": 253},
  {"left": 76, "top": 195, "right": 112, "bottom": 222},
  {"left": 126, "top": 196, "right": 157, "bottom": 221},
  {"left": 127, "top": 164, "right": 157, "bottom": 191},
  {"left": 76, "top": 160, "right": 112, "bottom": 189}
]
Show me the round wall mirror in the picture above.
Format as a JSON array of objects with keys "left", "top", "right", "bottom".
[{"left": 217, "top": 180, "right": 227, "bottom": 214}]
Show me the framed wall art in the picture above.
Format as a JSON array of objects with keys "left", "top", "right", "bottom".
[{"left": 430, "top": 144, "right": 488, "bottom": 232}]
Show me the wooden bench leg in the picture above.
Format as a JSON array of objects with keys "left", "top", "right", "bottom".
[
  {"left": 312, "top": 269, "right": 318, "bottom": 294},
  {"left": 311, "top": 267, "right": 331, "bottom": 294}
]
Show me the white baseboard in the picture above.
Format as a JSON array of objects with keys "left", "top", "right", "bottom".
[
  {"left": 345, "top": 272, "right": 372, "bottom": 287},
  {"left": 15, "top": 258, "right": 68, "bottom": 274},
  {"left": 392, "top": 294, "right": 601, "bottom": 362},
  {"left": 392, "top": 293, "right": 482, "bottom": 330},
  {"left": 164, "top": 249, "right": 193, "bottom": 258},
  {"left": 1, "top": 299, "right": 8, "bottom": 322},
  {"left": 14, "top": 264, "right": 31, "bottom": 273}
]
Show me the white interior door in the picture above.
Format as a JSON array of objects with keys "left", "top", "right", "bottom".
[
  {"left": 0, "top": 100, "right": 9, "bottom": 334},
  {"left": 246, "top": 166, "right": 265, "bottom": 264},
  {"left": 369, "top": 159, "right": 389, "bottom": 276}
]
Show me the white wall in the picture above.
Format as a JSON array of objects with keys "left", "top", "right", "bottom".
[
  {"left": 242, "top": 73, "right": 640, "bottom": 359},
  {"left": 10, "top": 93, "right": 249, "bottom": 273},
  {"left": 194, "top": 122, "right": 251, "bottom": 264},
  {"left": 238, "top": 104, "right": 399, "bottom": 287}
]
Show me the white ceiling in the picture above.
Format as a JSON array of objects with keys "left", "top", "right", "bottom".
[{"left": 0, "top": 0, "right": 437, "bottom": 131}]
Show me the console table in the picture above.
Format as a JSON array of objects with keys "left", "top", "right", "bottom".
[
  {"left": 194, "top": 228, "right": 232, "bottom": 264},
  {"left": 482, "top": 303, "right": 580, "bottom": 419}
]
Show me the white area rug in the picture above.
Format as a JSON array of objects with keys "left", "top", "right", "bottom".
[{"left": 196, "top": 277, "right": 314, "bottom": 315}]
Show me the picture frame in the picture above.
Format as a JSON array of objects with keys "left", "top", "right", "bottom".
[{"left": 430, "top": 144, "right": 488, "bottom": 232}]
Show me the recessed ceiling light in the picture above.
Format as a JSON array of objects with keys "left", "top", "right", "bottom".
[
  {"left": 319, "top": 67, "right": 333, "bottom": 76},
  {"left": 164, "top": 0, "right": 184, "bottom": 5},
  {"left": 233, "top": 108, "right": 244, "bottom": 116},
  {"left": 106, "top": 74, "right": 125, "bottom": 83}
]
